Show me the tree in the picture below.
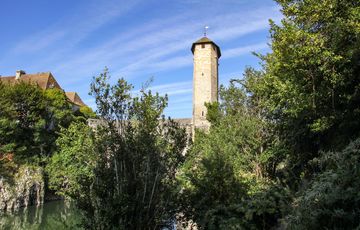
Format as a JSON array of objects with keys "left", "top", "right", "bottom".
[
  {"left": 259, "top": 0, "right": 360, "bottom": 184},
  {"left": 46, "top": 122, "right": 97, "bottom": 199},
  {"left": 232, "top": 0, "right": 360, "bottom": 227},
  {"left": 180, "top": 0, "right": 360, "bottom": 228},
  {"left": 78, "top": 106, "right": 96, "bottom": 119},
  {"left": 49, "top": 68, "right": 188, "bottom": 229},
  {"left": 0, "top": 82, "right": 74, "bottom": 163},
  {"left": 284, "top": 138, "right": 360, "bottom": 229},
  {"left": 179, "top": 72, "right": 289, "bottom": 229}
]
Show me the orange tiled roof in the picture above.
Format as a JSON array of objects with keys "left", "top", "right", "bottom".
[
  {"left": 65, "top": 92, "right": 86, "bottom": 107},
  {"left": 0, "top": 72, "right": 62, "bottom": 90},
  {"left": 1, "top": 71, "right": 87, "bottom": 107}
]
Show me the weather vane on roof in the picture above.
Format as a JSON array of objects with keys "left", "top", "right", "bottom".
[{"left": 204, "top": 26, "right": 209, "bottom": 37}]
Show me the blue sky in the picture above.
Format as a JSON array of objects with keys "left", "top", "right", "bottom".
[{"left": 0, "top": 0, "right": 282, "bottom": 118}]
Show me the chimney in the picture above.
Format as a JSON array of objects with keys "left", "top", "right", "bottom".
[{"left": 16, "top": 70, "right": 25, "bottom": 80}]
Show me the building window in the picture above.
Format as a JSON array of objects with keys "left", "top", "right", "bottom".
[
  {"left": 202, "top": 111, "right": 204, "bottom": 116},
  {"left": 201, "top": 44, "right": 205, "bottom": 48}
]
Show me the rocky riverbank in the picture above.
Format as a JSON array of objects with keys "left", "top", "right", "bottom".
[{"left": 0, "top": 166, "right": 44, "bottom": 212}]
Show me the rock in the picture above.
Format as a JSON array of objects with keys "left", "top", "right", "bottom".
[{"left": 0, "top": 166, "right": 44, "bottom": 212}]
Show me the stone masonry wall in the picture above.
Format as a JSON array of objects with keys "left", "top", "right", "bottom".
[{"left": 192, "top": 43, "right": 219, "bottom": 132}]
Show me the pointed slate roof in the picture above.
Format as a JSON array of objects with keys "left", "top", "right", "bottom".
[{"left": 191, "top": 37, "right": 221, "bottom": 57}]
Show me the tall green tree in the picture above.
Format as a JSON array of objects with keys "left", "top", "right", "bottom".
[
  {"left": 260, "top": 0, "right": 360, "bottom": 183},
  {"left": 0, "top": 82, "right": 73, "bottom": 163},
  {"left": 180, "top": 0, "right": 360, "bottom": 228},
  {"left": 47, "top": 121, "right": 97, "bottom": 200},
  {"left": 180, "top": 71, "right": 289, "bottom": 229},
  {"left": 48, "top": 68, "right": 188, "bottom": 229}
]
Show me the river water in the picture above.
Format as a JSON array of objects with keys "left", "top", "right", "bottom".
[
  {"left": 0, "top": 201, "right": 177, "bottom": 229},
  {"left": 0, "top": 200, "right": 83, "bottom": 230}
]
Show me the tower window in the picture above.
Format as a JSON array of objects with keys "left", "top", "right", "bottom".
[
  {"left": 201, "top": 44, "right": 205, "bottom": 48},
  {"left": 202, "top": 111, "right": 204, "bottom": 116}
]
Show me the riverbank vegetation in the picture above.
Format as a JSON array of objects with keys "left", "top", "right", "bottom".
[
  {"left": 47, "top": 70, "right": 188, "bottom": 229},
  {"left": 1, "top": 0, "right": 359, "bottom": 229},
  {"left": 179, "top": 0, "right": 360, "bottom": 229},
  {"left": 0, "top": 81, "right": 94, "bottom": 212},
  {"left": 0, "top": 81, "right": 93, "bottom": 170}
]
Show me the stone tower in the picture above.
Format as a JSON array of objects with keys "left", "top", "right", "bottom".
[{"left": 191, "top": 36, "right": 221, "bottom": 132}]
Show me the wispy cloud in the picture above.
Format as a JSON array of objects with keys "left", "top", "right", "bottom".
[
  {"left": 118, "top": 42, "right": 269, "bottom": 78},
  {"left": 222, "top": 42, "right": 268, "bottom": 59},
  {"left": 12, "top": 0, "right": 139, "bottom": 54},
  {"left": 1, "top": 0, "right": 281, "bottom": 118},
  {"left": 134, "top": 81, "right": 192, "bottom": 96},
  {"left": 47, "top": 5, "right": 281, "bottom": 83},
  {"left": 13, "top": 31, "right": 67, "bottom": 53}
]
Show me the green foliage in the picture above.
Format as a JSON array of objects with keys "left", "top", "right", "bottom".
[
  {"left": 234, "top": 0, "right": 360, "bottom": 227},
  {"left": 285, "top": 138, "right": 360, "bottom": 229},
  {"left": 2, "top": 1, "right": 359, "bottom": 229},
  {"left": 180, "top": 73, "right": 288, "bottom": 229},
  {"left": 46, "top": 122, "right": 97, "bottom": 199},
  {"left": 0, "top": 82, "right": 74, "bottom": 163},
  {"left": 43, "top": 0, "right": 360, "bottom": 228},
  {"left": 51, "top": 68, "right": 188, "bottom": 229},
  {"left": 0, "top": 81, "right": 45, "bottom": 161},
  {"left": 205, "top": 102, "right": 221, "bottom": 124},
  {"left": 78, "top": 106, "right": 96, "bottom": 119},
  {"left": 200, "top": 184, "right": 289, "bottom": 230},
  {"left": 259, "top": 0, "right": 360, "bottom": 183},
  {"left": 44, "top": 89, "right": 74, "bottom": 127}
]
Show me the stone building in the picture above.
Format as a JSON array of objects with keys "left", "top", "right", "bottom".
[
  {"left": 88, "top": 36, "right": 221, "bottom": 138},
  {"left": 191, "top": 36, "right": 220, "bottom": 132},
  {"left": 172, "top": 36, "right": 221, "bottom": 137},
  {"left": 0, "top": 70, "right": 86, "bottom": 109}
]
